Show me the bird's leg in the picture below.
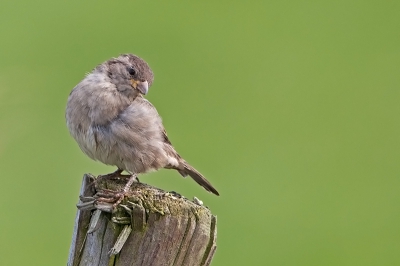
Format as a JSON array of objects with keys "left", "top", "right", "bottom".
[
  {"left": 112, "top": 173, "right": 139, "bottom": 207},
  {"left": 98, "top": 168, "right": 131, "bottom": 180},
  {"left": 110, "top": 168, "right": 123, "bottom": 176},
  {"left": 95, "top": 174, "right": 139, "bottom": 208}
]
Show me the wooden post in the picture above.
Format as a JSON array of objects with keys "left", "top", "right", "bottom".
[{"left": 68, "top": 174, "right": 217, "bottom": 266}]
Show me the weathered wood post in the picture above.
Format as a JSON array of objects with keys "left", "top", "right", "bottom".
[{"left": 68, "top": 174, "right": 217, "bottom": 266}]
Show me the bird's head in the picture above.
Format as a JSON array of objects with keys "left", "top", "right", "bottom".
[{"left": 96, "top": 54, "right": 154, "bottom": 99}]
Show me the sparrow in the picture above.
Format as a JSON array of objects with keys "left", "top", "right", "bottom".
[{"left": 66, "top": 54, "right": 219, "bottom": 197}]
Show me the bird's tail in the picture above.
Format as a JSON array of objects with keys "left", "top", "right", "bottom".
[{"left": 177, "top": 162, "right": 219, "bottom": 196}]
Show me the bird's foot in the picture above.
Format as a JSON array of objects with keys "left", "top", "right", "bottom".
[{"left": 95, "top": 174, "right": 139, "bottom": 209}]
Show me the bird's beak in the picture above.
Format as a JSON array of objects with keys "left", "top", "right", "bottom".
[{"left": 131, "top": 79, "right": 149, "bottom": 95}]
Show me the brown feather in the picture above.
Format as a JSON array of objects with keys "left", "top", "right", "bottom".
[{"left": 176, "top": 161, "right": 219, "bottom": 196}]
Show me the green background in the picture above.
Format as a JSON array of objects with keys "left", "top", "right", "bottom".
[{"left": 1, "top": 1, "right": 399, "bottom": 265}]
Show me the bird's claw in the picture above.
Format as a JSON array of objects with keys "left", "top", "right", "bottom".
[
  {"left": 95, "top": 190, "right": 127, "bottom": 209},
  {"left": 95, "top": 173, "right": 139, "bottom": 210}
]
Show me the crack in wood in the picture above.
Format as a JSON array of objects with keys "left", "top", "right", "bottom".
[{"left": 68, "top": 174, "right": 217, "bottom": 266}]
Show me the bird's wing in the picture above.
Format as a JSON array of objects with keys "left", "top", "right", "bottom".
[
  {"left": 138, "top": 96, "right": 173, "bottom": 145},
  {"left": 161, "top": 128, "right": 172, "bottom": 145}
]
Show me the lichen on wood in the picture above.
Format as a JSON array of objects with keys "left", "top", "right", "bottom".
[{"left": 68, "top": 174, "right": 217, "bottom": 266}]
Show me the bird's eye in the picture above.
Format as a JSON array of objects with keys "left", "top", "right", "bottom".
[{"left": 127, "top": 66, "right": 136, "bottom": 76}]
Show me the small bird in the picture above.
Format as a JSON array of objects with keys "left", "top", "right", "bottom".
[{"left": 66, "top": 54, "right": 219, "bottom": 197}]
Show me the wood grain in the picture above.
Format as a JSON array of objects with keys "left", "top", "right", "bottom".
[{"left": 68, "top": 174, "right": 217, "bottom": 266}]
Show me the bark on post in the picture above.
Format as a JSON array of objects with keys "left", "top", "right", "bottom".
[{"left": 67, "top": 174, "right": 217, "bottom": 266}]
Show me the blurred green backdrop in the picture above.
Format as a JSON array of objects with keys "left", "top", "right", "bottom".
[{"left": 1, "top": 1, "right": 399, "bottom": 265}]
